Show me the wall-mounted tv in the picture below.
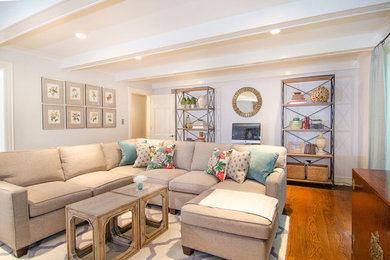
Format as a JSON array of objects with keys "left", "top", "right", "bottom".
[{"left": 232, "top": 123, "right": 261, "bottom": 144}]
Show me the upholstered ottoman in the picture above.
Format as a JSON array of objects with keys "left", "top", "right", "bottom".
[{"left": 180, "top": 189, "right": 279, "bottom": 260}]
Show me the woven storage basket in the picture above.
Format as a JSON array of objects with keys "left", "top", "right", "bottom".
[
  {"left": 287, "top": 163, "right": 305, "bottom": 180},
  {"left": 307, "top": 164, "right": 328, "bottom": 181}
]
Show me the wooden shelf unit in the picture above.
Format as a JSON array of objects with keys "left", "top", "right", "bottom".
[
  {"left": 174, "top": 87, "right": 215, "bottom": 142},
  {"left": 282, "top": 75, "right": 335, "bottom": 185}
]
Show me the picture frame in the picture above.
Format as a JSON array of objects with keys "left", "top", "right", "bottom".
[
  {"left": 85, "top": 85, "right": 102, "bottom": 106},
  {"left": 86, "top": 107, "right": 102, "bottom": 128},
  {"left": 41, "top": 77, "right": 64, "bottom": 104},
  {"left": 288, "top": 141, "right": 305, "bottom": 154},
  {"left": 66, "top": 106, "right": 85, "bottom": 129},
  {"left": 103, "top": 108, "right": 116, "bottom": 128},
  {"left": 102, "top": 88, "right": 116, "bottom": 108},
  {"left": 42, "top": 104, "right": 64, "bottom": 130},
  {"left": 66, "top": 82, "right": 85, "bottom": 105}
]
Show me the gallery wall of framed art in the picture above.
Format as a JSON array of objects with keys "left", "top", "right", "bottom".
[{"left": 41, "top": 77, "right": 117, "bottom": 130}]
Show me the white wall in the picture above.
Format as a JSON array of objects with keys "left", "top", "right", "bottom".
[
  {"left": 152, "top": 54, "right": 372, "bottom": 184},
  {"left": 0, "top": 48, "right": 134, "bottom": 150}
]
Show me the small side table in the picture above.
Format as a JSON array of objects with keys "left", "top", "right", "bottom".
[
  {"left": 66, "top": 192, "right": 139, "bottom": 260},
  {"left": 112, "top": 183, "right": 168, "bottom": 248}
]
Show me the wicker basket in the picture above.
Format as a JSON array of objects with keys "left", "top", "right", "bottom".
[
  {"left": 287, "top": 163, "right": 305, "bottom": 180},
  {"left": 307, "top": 164, "right": 329, "bottom": 182}
]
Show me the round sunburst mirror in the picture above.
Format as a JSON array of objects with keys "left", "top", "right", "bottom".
[{"left": 232, "top": 87, "right": 262, "bottom": 117}]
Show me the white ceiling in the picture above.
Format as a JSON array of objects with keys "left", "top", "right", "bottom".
[{"left": 1, "top": 0, "right": 389, "bottom": 83}]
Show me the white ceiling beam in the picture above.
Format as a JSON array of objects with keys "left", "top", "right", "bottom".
[
  {"left": 114, "top": 32, "right": 375, "bottom": 82},
  {"left": 0, "top": 0, "right": 108, "bottom": 45},
  {"left": 61, "top": 0, "right": 390, "bottom": 70}
]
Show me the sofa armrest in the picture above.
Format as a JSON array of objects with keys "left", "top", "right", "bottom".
[
  {"left": 265, "top": 168, "right": 286, "bottom": 216},
  {"left": 0, "top": 181, "right": 30, "bottom": 251}
]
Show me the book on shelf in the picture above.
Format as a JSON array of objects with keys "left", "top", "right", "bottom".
[{"left": 289, "top": 99, "right": 307, "bottom": 104}]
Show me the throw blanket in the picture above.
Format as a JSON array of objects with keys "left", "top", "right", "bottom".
[{"left": 199, "top": 189, "right": 278, "bottom": 221}]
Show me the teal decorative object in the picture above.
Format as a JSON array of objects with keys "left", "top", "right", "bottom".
[{"left": 289, "top": 117, "right": 303, "bottom": 129}]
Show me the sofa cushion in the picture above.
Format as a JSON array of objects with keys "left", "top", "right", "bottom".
[
  {"left": 205, "top": 148, "right": 233, "bottom": 182},
  {"left": 133, "top": 143, "right": 151, "bottom": 168},
  {"left": 147, "top": 144, "right": 176, "bottom": 170},
  {"left": 118, "top": 141, "right": 137, "bottom": 166},
  {"left": 191, "top": 143, "right": 232, "bottom": 171},
  {"left": 211, "top": 179, "right": 266, "bottom": 195},
  {"left": 66, "top": 171, "right": 132, "bottom": 195},
  {"left": 143, "top": 169, "right": 188, "bottom": 185},
  {"left": 247, "top": 149, "right": 279, "bottom": 185},
  {"left": 163, "top": 141, "right": 195, "bottom": 171},
  {"left": 60, "top": 144, "right": 107, "bottom": 180},
  {"left": 101, "top": 142, "right": 122, "bottom": 170},
  {"left": 169, "top": 171, "right": 218, "bottom": 195},
  {"left": 0, "top": 148, "right": 64, "bottom": 187},
  {"left": 181, "top": 189, "right": 277, "bottom": 240},
  {"left": 27, "top": 181, "right": 91, "bottom": 217},
  {"left": 226, "top": 150, "right": 251, "bottom": 184},
  {"left": 232, "top": 145, "right": 287, "bottom": 169},
  {"left": 108, "top": 165, "right": 146, "bottom": 177}
]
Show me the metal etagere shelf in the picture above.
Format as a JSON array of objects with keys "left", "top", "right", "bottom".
[
  {"left": 174, "top": 87, "right": 215, "bottom": 142},
  {"left": 281, "top": 75, "right": 335, "bottom": 186}
]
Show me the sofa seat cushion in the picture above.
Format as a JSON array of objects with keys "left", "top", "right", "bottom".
[
  {"left": 108, "top": 165, "right": 146, "bottom": 177},
  {"left": 143, "top": 169, "right": 188, "bottom": 185},
  {"left": 212, "top": 179, "right": 266, "bottom": 195},
  {"left": 169, "top": 171, "right": 218, "bottom": 195},
  {"left": 66, "top": 171, "right": 132, "bottom": 195},
  {"left": 181, "top": 189, "right": 277, "bottom": 240},
  {"left": 27, "top": 181, "right": 92, "bottom": 217}
]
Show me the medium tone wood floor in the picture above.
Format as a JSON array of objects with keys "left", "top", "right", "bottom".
[{"left": 285, "top": 185, "right": 352, "bottom": 260}]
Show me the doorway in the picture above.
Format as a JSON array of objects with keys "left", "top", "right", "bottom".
[{"left": 130, "top": 93, "right": 147, "bottom": 138}]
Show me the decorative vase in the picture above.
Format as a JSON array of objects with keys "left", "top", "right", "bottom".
[
  {"left": 315, "top": 133, "right": 327, "bottom": 155},
  {"left": 197, "top": 95, "right": 207, "bottom": 108}
]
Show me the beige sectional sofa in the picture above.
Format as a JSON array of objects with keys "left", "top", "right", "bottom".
[{"left": 0, "top": 139, "right": 286, "bottom": 259}]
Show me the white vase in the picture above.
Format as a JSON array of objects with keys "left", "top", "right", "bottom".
[
  {"left": 316, "top": 133, "right": 327, "bottom": 155},
  {"left": 197, "top": 95, "right": 207, "bottom": 108}
]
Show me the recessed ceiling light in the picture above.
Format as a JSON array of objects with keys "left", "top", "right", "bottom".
[
  {"left": 75, "top": 33, "right": 86, "bottom": 39},
  {"left": 270, "top": 29, "right": 281, "bottom": 35},
  {"left": 135, "top": 56, "right": 142, "bottom": 60}
]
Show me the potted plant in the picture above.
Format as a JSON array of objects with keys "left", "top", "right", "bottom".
[
  {"left": 181, "top": 97, "right": 186, "bottom": 108},
  {"left": 190, "top": 97, "right": 197, "bottom": 108}
]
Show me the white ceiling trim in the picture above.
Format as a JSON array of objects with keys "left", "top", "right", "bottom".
[
  {"left": 61, "top": 0, "right": 390, "bottom": 70},
  {"left": 115, "top": 32, "right": 374, "bottom": 82},
  {"left": 0, "top": 0, "right": 107, "bottom": 45}
]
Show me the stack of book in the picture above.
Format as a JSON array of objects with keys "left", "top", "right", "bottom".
[{"left": 289, "top": 92, "right": 307, "bottom": 104}]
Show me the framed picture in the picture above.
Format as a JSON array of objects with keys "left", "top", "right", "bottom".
[
  {"left": 66, "top": 106, "right": 85, "bottom": 129},
  {"left": 86, "top": 107, "right": 102, "bottom": 128},
  {"left": 66, "top": 82, "right": 85, "bottom": 105},
  {"left": 103, "top": 109, "right": 116, "bottom": 128},
  {"left": 85, "top": 85, "right": 101, "bottom": 106},
  {"left": 102, "top": 88, "right": 116, "bottom": 108},
  {"left": 288, "top": 142, "right": 305, "bottom": 154},
  {"left": 41, "top": 77, "right": 64, "bottom": 104},
  {"left": 42, "top": 104, "right": 64, "bottom": 130}
]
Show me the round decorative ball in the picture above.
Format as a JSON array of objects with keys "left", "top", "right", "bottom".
[{"left": 310, "top": 86, "right": 329, "bottom": 103}]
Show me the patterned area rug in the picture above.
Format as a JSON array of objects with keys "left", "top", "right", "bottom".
[{"left": 0, "top": 210, "right": 289, "bottom": 260}]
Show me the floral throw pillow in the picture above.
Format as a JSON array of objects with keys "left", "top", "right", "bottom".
[
  {"left": 205, "top": 148, "right": 233, "bottom": 181},
  {"left": 147, "top": 144, "right": 176, "bottom": 170},
  {"left": 133, "top": 143, "right": 151, "bottom": 168}
]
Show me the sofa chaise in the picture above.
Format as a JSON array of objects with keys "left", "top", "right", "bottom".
[{"left": 0, "top": 138, "right": 286, "bottom": 259}]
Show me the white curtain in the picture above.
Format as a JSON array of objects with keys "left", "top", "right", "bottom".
[{"left": 368, "top": 38, "right": 390, "bottom": 170}]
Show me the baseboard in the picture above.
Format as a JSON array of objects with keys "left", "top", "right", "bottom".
[{"left": 334, "top": 176, "right": 352, "bottom": 186}]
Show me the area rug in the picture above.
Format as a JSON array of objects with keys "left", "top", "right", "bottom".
[{"left": 0, "top": 211, "right": 289, "bottom": 260}]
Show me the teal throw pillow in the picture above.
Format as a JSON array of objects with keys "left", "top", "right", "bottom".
[
  {"left": 118, "top": 142, "right": 137, "bottom": 166},
  {"left": 247, "top": 149, "right": 279, "bottom": 185}
]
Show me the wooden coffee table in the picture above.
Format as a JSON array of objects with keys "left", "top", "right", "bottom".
[
  {"left": 111, "top": 183, "right": 168, "bottom": 248},
  {"left": 66, "top": 192, "right": 139, "bottom": 260}
]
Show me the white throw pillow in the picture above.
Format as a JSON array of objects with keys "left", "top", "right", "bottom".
[
  {"left": 133, "top": 143, "right": 150, "bottom": 168},
  {"left": 226, "top": 150, "right": 251, "bottom": 184}
]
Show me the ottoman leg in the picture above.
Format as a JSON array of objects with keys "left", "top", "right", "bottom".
[
  {"left": 169, "top": 208, "right": 177, "bottom": 215},
  {"left": 182, "top": 246, "right": 194, "bottom": 255},
  {"left": 13, "top": 247, "right": 28, "bottom": 258}
]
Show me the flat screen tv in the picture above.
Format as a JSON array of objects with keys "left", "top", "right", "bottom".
[{"left": 232, "top": 123, "right": 261, "bottom": 144}]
